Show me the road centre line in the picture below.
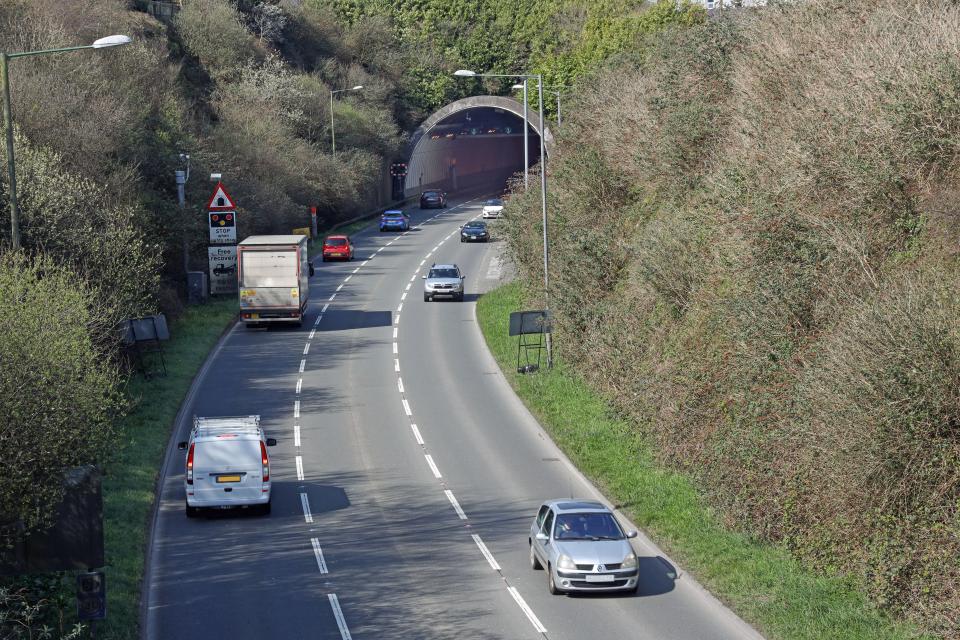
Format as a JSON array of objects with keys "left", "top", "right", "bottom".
[
  {"left": 328, "top": 594, "right": 353, "bottom": 640},
  {"left": 444, "top": 490, "right": 467, "bottom": 520},
  {"left": 508, "top": 587, "right": 548, "bottom": 634},
  {"left": 300, "top": 493, "right": 313, "bottom": 523},
  {"left": 393, "top": 342, "right": 399, "bottom": 354},
  {"left": 294, "top": 401, "right": 300, "bottom": 418},
  {"left": 410, "top": 424, "right": 424, "bottom": 445},
  {"left": 397, "top": 302, "right": 403, "bottom": 313},
  {"left": 393, "top": 327, "right": 398, "bottom": 339},
  {"left": 303, "top": 343, "right": 310, "bottom": 355},
  {"left": 361, "top": 260, "right": 368, "bottom": 266},
  {"left": 311, "top": 538, "right": 328, "bottom": 574},
  {"left": 410, "top": 274, "right": 417, "bottom": 281},
  {"left": 472, "top": 535, "right": 501, "bottom": 572},
  {"left": 336, "top": 284, "right": 344, "bottom": 292},
  {"left": 394, "top": 315, "right": 400, "bottom": 325},
  {"left": 394, "top": 359, "right": 400, "bottom": 372},
  {"left": 397, "top": 377, "right": 404, "bottom": 393},
  {"left": 328, "top": 293, "right": 336, "bottom": 301},
  {"left": 296, "top": 455, "right": 304, "bottom": 481},
  {"left": 322, "top": 303, "right": 329, "bottom": 312},
  {"left": 420, "top": 259, "right": 426, "bottom": 266},
  {"left": 402, "top": 399, "right": 412, "bottom": 416},
  {"left": 343, "top": 275, "right": 351, "bottom": 282},
  {"left": 424, "top": 454, "right": 442, "bottom": 479},
  {"left": 299, "top": 359, "right": 306, "bottom": 373},
  {"left": 352, "top": 267, "right": 360, "bottom": 274},
  {"left": 433, "top": 245, "right": 440, "bottom": 251},
  {"left": 309, "top": 329, "right": 316, "bottom": 340},
  {"left": 405, "top": 283, "right": 411, "bottom": 291},
  {"left": 401, "top": 292, "right": 407, "bottom": 301},
  {"left": 296, "top": 378, "right": 302, "bottom": 394},
  {"left": 294, "top": 424, "right": 301, "bottom": 447}
]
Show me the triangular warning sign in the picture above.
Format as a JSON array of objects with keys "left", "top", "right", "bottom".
[{"left": 207, "top": 182, "right": 236, "bottom": 210}]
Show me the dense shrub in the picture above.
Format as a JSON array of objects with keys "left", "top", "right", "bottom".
[{"left": 502, "top": 0, "right": 960, "bottom": 634}]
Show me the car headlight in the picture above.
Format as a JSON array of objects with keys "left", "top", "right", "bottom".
[
  {"left": 557, "top": 554, "right": 576, "bottom": 571},
  {"left": 622, "top": 551, "right": 637, "bottom": 570}
]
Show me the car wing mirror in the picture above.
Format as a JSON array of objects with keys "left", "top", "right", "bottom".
[
  {"left": 626, "top": 530, "right": 638, "bottom": 539},
  {"left": 460, "top": 275, "right": 466, "bottom": 279},
  {"left": 535, "top": 532, "right": 548, "bottom": 542},
  {"left": 177, "top": 441, "right": 187, "bottom": 450},
  {"left": 421, "top": 275, "right": 427, "bottom": 279},
  {"left": 266, "top": 438, "right": 278, "bottom": 447}
]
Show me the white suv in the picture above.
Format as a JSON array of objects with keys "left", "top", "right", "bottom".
[
  {"left": 422, "top": 264, "right": 465, "bottom": 302},
  {"left": 178, "top": 415, "right": 277, "bottom": 517}
]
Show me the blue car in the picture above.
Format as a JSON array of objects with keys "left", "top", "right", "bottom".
[{"left": 379, "top": 210, "right": 410, "bottom": 232}]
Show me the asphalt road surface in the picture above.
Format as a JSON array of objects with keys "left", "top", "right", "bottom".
[{"left": 144, "top": 192, "right": 764, "bottom": 640}]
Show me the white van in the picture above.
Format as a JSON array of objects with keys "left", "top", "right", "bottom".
[{"left": 177, "top": 416, "right": 277, "bottom": 517}]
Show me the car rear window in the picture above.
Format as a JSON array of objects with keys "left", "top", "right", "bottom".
[
  {"left": 325, "top": 238, "right": 347, "bottom": 246},
  {"left": 383, "top": 213, "right": 404, "bottom": 218},
  {"left": 193, "top": 438, "right": 261, "bottom": 471}
]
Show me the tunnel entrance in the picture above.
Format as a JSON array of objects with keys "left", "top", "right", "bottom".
[{"left": 403, "top": 96, "right": 551, "bottom": 198}]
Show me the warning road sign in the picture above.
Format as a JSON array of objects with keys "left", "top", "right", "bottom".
[
  {"left": 207, "top": 182, "right": 236, "bottom": 210},
  {"left": 209, "top": 210, "right": 237, "bottom": 244}
]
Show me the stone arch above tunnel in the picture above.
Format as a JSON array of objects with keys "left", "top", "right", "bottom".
[{"left": 403, "top": 95, "right": 554, "bottom": 197}]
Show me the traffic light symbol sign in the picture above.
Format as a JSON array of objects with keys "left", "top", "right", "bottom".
[{"left": 210, "top": 212, "right": 235, "bottom": 228}]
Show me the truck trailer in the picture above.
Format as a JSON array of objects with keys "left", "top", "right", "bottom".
[{"left": 238, "top": 235, "right": 312, "bottom": 326}]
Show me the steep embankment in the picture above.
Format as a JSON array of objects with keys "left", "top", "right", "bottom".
[{"left": 503, "top": 1, "right": 960, "bottom": 636}]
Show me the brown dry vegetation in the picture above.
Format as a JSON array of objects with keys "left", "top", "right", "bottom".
[{"left": 503, "top": 1, "right": 960, "bottom": 635}]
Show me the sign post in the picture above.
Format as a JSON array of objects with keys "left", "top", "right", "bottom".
[{"left": 206, "top": 182, "right": 239, "bottom": 295}]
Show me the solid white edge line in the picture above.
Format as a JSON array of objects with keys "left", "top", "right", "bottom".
[
  {"left": 294, "top": 424, "right": 301, "bottom": 447},
  {"left": 311, "top": 538, "right": 328, "bottom": 574},
  {"left": 444, "top": 490, "right": 467, "bottom": 520},
  {"left": 394, "top": 359, "right": 400, "bottom": 372},
  {"left": 296, "top": 378, "right": 302, "bottom": 394},
  {"left": 299, "top": 359, "right": 306, "bottom": 373},
  {"left": 402, "top": 399, "right": 412, "bottom": 416},
  {"left": 471, "top": 534, "right": 501, "bottom": 571},
  {"left": 328, "top": 594, "right": 352, "bottom": 640},
  {"left": 294, "top": 400, "right": 300, "bottom": 419},
  {"left": 424, "top": 454, "right": 442, "bottom": 479},
  {"left": 410, "top": 424, "right": 424, "bottom": 445},
  {"left": 397, "top": 377, "right": 404, "bottom": 393},
  {"left": 508, "top": 586, "right": 547, "bottom": 634},
  {"left": 300, "top": 493, "right": 313, "bottom": 523},
  {"left": 295, "top": 455, "right": 304, "bottom": 481}
]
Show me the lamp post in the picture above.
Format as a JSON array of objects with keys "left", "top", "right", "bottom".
[
  {"left": 2, "top": 34, "right": 132, "bottom": 251},
  {"left": 329, "top": 85, "right": 363, "bottom": 157},
  {"left": 454, "top": 69, "right": 552, "bottom": 368},
  {"left": 511, "top": 82, "right": 529, "bottom": 189}
]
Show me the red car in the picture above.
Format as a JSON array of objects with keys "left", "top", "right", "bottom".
[{"left": 322, "top": 235, "right": 354, "bottom": 261}]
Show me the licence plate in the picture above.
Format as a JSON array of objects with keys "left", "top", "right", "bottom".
[
  {"left": 585, "top": 574, "right": 616, "bottom": 583},
  {"left": 332, "top": 253, "right": 342, "bottom": 257},
  {"left": 249, "top": 314, "right": 259, "bottom": 319},
  {"left": 216, "top": 475, "right": 242, "bottom": 483}
]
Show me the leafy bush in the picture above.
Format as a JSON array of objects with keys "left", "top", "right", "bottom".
[{"left": 0, "top": 254, "right": 123, "bottom": 536}]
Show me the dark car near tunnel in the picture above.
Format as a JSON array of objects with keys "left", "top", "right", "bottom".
[{"left": 420, "top": 190, "right": 447, "bottom": 209}]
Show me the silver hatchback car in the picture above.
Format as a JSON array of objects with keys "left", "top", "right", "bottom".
[{"left": 529, "top": 500, "right": 639, "bottom": 595}]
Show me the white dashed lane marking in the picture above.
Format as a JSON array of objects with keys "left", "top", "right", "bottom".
[
  {"left": 296, "top": 455, "right": 304, "bottom": 481},
  {"left": 472, "top": 535, "right": 501, "bottom": 571},
  {"left": 444, "top": 490, "right": 467, "bottom": 520},
  {"left": 303, "top": 343, "right": 310, "bottom": 355},
  {"left": 424, "top": 454, "right": 442, "bottom": 479},
  {"left": 508, "top": 587, "right": 548, "bottom": 634},
  {"left": 300, "top": 493, "right": 313, "bottom": 523},
  {"left": 402, "top": 399, "right": 412, "bottom": 416},
  {"left": 294, "top": 424, "right": 301, "bottom": 447},
  {"left": 411, "top": 424, "right": 424, "bottom": 445},
  {"left": 328, "top": 594, "right": 352, "bottom": 640},
  {"left": 294, "top": 401, "right": 300, "bottom": 418},
  {"left": 312, "top": 538, "right": 329, "bottom": 574},
  {"left": 299, "top": 359, "right": 306, "bottom": 373}
]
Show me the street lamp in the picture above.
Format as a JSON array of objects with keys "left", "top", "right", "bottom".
[
  {"left": 455, "top": 69, "right": 552, "bottom": 367},
  {"left": 510, "top": 83, "right": 529, "bottom": 189},
  {"left": 329, "top": 85, "right": 363, "bottom": 157},
  {"left": 2, "top": 35, "right": 132, "bottom": 250}
]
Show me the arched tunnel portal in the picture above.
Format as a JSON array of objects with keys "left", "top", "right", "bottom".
[{"left": 403, "top": 96, "right": 553, "bottom": 198}]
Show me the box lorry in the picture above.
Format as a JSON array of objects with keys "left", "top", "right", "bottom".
[
  {"left": 177, "top": 416, "right": 277, "bottom": 517},
  {"left": 237, "top": 235, "right": 313, "bottom": 326}
]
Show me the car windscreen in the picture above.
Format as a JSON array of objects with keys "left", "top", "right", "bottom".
[
  {"left": 325, "top": 238, "right": 347, "bottom": 246},
  {"left": 553, "top": 512, "right": 624, "bottom": 540},
  {"left": 486, "top": 199, "right": 503, "bottom": 206},
  {"left": 241, "top": 250, "right": 298, "bottom": 288},
  {"left": 465, "top": 223, "right": 486, "bottom": 230},
  {"left": 429, "top": 269, "right": 459, "bottom": 279}
]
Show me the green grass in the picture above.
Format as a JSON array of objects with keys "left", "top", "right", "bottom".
[
  {"left": 476, "top": 281, "right": 931, "bottom": 640},
  {"left": 101, "top": 299, "right": 237, "bottom": 639}
]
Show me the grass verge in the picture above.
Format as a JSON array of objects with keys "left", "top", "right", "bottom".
[
  {"left": 476, "top": 281, "right": 931, "bottom": 640},
  {"left": 101, "top": 299, "right": 237, "bottom": 639}
]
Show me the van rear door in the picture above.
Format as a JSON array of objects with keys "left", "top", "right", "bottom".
[{"left": 192, "top": 437, "right": 264, "bottom": 504}]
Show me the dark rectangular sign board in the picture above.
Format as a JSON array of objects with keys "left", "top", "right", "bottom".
[{"left": 509, "top": 310, "right": 552, "bottom": 336}]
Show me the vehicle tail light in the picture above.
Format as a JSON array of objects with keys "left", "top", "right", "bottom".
[
  {"left": 186, "top": 443, "right": 195, "bottom": 485},
  {"left": 260, "top": 441, "right": 270, "bottom": 482}
]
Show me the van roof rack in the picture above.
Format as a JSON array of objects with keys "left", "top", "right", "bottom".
[{"left": 193, "top": 415, "right": 260, "bottom": 432}]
